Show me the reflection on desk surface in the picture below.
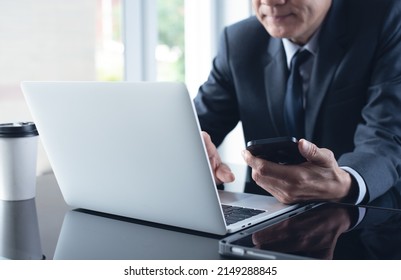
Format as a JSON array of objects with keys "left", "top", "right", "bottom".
[
  {"left": 54, "top": 209, "right": 222, "bottom": 260},
  {"left": 2, "top": 170, "right": 401, "bottom": 260},
  {"left": 54, "top": 185, "right": 401, "bottom": 260},
  {"left": 0, "top": 199, "right": 43, "bottom": 260},
  {"left": 222, "top": 199, "right": 401, "bottom": 260}
]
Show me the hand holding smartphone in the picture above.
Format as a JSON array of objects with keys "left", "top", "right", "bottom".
[{"left": 246, "top": 137, "right": 306, "bottom": 165}]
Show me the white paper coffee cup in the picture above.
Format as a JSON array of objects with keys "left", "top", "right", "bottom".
[{"left": 0, "top": 122, "right": 39, "bottom": 201}]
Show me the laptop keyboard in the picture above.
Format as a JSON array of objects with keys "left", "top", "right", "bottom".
[{"left": 222, "top": 204, "right": 266, "bottom": 226}]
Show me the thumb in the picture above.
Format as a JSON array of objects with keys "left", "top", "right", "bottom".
[{"left": 298, "top": 139, "right": 333, "bottom": 167}]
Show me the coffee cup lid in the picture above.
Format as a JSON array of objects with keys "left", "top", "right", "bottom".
[{"left": 0, "top": 122, "right": 39, "bottom": 138}]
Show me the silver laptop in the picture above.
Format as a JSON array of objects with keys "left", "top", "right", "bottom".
[{"left": 21, "top": 81, "right": 305, "bottom": 235}]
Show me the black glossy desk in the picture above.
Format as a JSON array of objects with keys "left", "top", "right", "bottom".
[
  {"left": 2, "top": 164, "right": 250, "bottom": 260},
  {"left": 2, "top": 170, "right": 401, "bottom": 260},
  {"left": 27, "top": 173, "right": 226, "bottom": 260}
]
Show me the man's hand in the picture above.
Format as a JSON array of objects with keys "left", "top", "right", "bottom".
[
  {"left": 242, "top": 139, "right": 354, "bottom": 204},
  {"left": 202, "top": 131, "right": 235, "bottom": 185}
]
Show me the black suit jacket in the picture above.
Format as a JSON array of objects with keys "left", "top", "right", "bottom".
[{"left": 194, "top": 0, "right": 401, "bottom": 202}]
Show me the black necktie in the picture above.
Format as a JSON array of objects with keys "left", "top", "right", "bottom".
[{"left": 283, "top": 49, "right": 311, "bottom": 139}]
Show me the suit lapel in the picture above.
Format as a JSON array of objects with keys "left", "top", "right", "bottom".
[
  {"left": 262, "top": 0, "right": 349, "bottom": 139},
  {"left": 264, "top": 38, "right": 288, "bottom": 136},
  {"left": 305, "top": 0, "right": 348, "bottom": 139}
]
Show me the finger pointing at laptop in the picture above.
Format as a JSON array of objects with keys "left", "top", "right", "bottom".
[{"left": 202, "top": 131, "right": 235, "bottom": 185}]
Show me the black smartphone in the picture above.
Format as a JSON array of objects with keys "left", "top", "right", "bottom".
[{"left": 246, "top": 136, "right": 306, "bottom": 165}]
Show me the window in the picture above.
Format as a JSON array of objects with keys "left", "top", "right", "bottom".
[
  {"left": 0, "top": 0, "right": 252, "bottom": 172},
  {"left": 123, "top": 0, "right": 252, "bottom": 97},
  {"left": 156, "top": 0, "right": 185, "bottom": 82},
  {"left": 97, "top": 0, "right": 124, "bottom": 81}
]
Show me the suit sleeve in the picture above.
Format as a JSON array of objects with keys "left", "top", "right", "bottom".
[
  {"left": 193, "top": 27, "right": 240, "bottom": 147},
  {"left": 338, "top": 3, "right": 401, "bottom": 202}
]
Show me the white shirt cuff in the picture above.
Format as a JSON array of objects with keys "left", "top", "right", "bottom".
[{"left": 340, "top": 166, "right": 367, "bottom": 204}]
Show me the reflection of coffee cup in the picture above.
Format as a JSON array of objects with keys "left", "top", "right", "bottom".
[
  {"left": 0, "top": 199, "right": 43, "bottom": 259},
  {"left": 0, "top": 122, "right": 39, "bottom": 201}
]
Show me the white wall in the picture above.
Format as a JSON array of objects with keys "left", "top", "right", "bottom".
[
  {"left": 0, "top": 0, "right": 96, "bottom": 83},
  {"left": 0, "top": 0, "right": 97, "bottom": 175}
]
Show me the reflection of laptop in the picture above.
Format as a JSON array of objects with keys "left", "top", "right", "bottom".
[
  {"left": 54, "top": 209, "right": 221, "bottom": 259},
  {"left": 22, "top": 81, "right": 307, "bottom": 235}
]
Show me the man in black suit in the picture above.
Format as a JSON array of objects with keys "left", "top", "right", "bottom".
[{"left": 194, "top": 0, "right": 401, "bottom": 204}]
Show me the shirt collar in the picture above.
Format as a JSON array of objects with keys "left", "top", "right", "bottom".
[{"left": 282, "top": 28, "right": 321, "bottom": 68}]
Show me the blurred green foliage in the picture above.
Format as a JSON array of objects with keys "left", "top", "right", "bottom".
[{"left": 157, "top": 0, "right": 185, "bottom": 82}]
